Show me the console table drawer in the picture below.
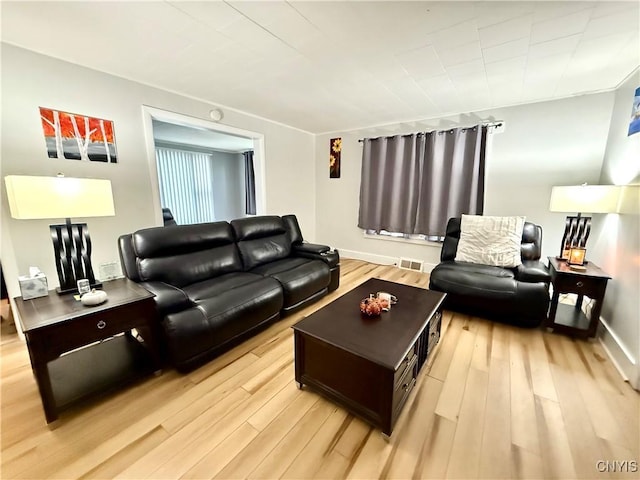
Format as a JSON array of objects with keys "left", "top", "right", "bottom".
[
  {"left": 552, "top": 275, "right": 607, "bottom": 298},
  {"left": 29, "top": 299, "right": 154, "bottom": 359}
]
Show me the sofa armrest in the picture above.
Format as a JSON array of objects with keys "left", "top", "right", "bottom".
[
  {"left": 514, "top": 261, "right": 551, "bottom": 283},
  {"left": 139, "top": 281, "right": 193, "bottom": 318},
  {"left": 293, "top": 242, "right": 330, "bottom": 254},
  {"left": 292, "top": 245, "right": 339, "bottom": 269}
]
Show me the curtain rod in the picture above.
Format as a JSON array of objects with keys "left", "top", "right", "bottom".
[{"left": 357, "top": 122, "right": 503, "bottom": 142}]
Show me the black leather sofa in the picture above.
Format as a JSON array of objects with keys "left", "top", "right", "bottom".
[
  {"left": 429, "top": 217, "right": 550, "bottom": 327},
  {"left": 118, "top": 215, "right": 339, "bottom": 371}
]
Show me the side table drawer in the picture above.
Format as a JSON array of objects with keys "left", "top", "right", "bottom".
[
  {"left": 28, "top": 299, "right": 155, "bottom": 360},
  {"left": 552, "top": 275, "right": 607, "bottom": 298}
]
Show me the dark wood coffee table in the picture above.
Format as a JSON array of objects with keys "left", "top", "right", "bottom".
[{"left": 292, "top": 278, "right": 446, "bottom": 436}]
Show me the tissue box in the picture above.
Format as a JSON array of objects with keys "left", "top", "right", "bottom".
[{"left": 19, "top": 274, "right": 49, "bottom": 300}]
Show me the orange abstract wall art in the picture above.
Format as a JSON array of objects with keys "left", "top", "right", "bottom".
[{"left": 39, "top": 107, "right": 118, "bottom": 163}]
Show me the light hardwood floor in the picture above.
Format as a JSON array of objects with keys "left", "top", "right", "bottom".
[{"left": 1, "top": 259, "right": 638, "bottom": 479}]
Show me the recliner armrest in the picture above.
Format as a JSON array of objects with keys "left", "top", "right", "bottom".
[
  {"left": 293, "top": 242, "right": 330, "bottom": 254},
  {"left": 514, "top": 261, "right": 551, "bottom": 283},
  {"left": 292, "top": 245, "right": 339, "bottom": 269},
  {"left": 140, "top": 281, "right": 193, "bottom": 318}
]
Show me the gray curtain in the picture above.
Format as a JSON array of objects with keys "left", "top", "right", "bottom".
[
  {"left": 243, "top": 150, "right": 256, "bottom": 215},
  {"left": 358, "top": 134, "right": 423, "bottom": 234},
  {"left": 358, "top": 125, "right": 487, "bottom": 237}
]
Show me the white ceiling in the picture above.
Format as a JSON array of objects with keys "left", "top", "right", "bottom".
[{"left": 2, "top": 1, "right": 639, "bottom": 134}]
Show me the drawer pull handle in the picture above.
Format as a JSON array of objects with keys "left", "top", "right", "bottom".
[
  {"left": 97, "top": 320, "right": 106, "bottom": 329},
  {"left": 576, "top": 281, "right": 584, "bottom": 288},
  {"left": 403, "top": 383, "right": 410, "bottom": 391}
]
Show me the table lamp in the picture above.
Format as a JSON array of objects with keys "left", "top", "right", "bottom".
[
  {"left": 549, "top": 184, "right": 621, "bottom": 263},
  {"left": 4, "top": 174, "right": 115, "bottom": 294}
]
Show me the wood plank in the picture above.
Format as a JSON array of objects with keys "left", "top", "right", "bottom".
[
  {"left": 546, "top": 334, "right": 612, "bottom": 479},
  {"left": 78, "top": 426, "right": 170, "bottom": 479},
  {"left": 528, "top": 329, "right": 559, "bottom": 401},
  {"left": 247, "top": 399, "right": 337, "bottom": 479},
  {"left": 445, "top": 367, "right": 489, "bottom": 479},
  {"left": 479, "top": 357, "right": 512, "bottom": 479},
  {"left": 413, "top": 414, "right": 458, "bottom": 479},
  {"left": 511, "top": 444, "right": 544, "bottom": 479},
  {"left": 535, "top": 394, "right": 577, "bottom": 479},
  {"left": 509, "top": 328, "right": 541, "bottom": 455},
  {"left": 180, "top": 421, "right": 260, "bottom": 479},
  {"left": 213, "top": 390, "right": 321, "bottom": 479},
  {"left": 560, "top": 336, "right": 633, "bottom": 451},
  {"left": 434, "top": 328, "right": 475, "bottom": 421},
  {"left": 280, "top": 407, "right": 350, "bottom": 479}
]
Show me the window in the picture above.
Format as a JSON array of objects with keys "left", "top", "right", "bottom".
[
  {"left": 358, "top": 125, "right": 488, "bottom": 238},
  {"left": 155, "top": 147, "right": 216, "bottom": 225}
]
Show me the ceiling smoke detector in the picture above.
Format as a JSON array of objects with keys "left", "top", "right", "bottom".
[{"left": 209, "top": 108, "right": 224, "bottom": 122}]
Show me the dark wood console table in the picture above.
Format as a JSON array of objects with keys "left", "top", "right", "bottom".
[
  {"left": 546, "top": 257, "right": 611, "bottom": 338},
  {"left": 14, "top": 278, "right": 160, "bottom": 423}
]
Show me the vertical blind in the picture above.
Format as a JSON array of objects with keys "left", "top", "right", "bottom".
[{"left": 155, "top": 147, "right": 216, "bottom": 225}]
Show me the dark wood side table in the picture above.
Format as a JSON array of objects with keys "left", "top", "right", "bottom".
[
  {"left": 545, "top": 257, "right": 611, "bottom": 338},
  {"left": 14, "top": 278, "right": 160, "bottom": 423}
]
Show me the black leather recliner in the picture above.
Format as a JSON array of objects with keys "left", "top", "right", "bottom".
[
  {"left": 118, "top": 214, "right": 339, "bottom": 371},
  {"left": 162, "top": 207, "right": 177, "bottom": 226},
  {"left": 429, "top": 217, "right": 550, "bottom": 327}
]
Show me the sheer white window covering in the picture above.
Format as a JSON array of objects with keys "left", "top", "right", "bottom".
[{"left": 155, "top": 147, "right": 216, "bottom": 225}]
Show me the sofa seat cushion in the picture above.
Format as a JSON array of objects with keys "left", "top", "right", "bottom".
[
  {"left": 164, "top": 276, "right": 283, "bottom": 368},
  {"left": 251, "top": 258, "right": 330, "bottom": 308},
  {"left": 182, "top": 272, "right": 266, "bottom": 302},
  {"left": 429, "top": 261, "right": 519, "bottom": 299}
]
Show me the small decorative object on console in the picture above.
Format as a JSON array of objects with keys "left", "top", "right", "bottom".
[
  {"left": 360, "top": 296, "right": 382, "bottom": 316},
  {"left": 80, "top": 289, "right": 108, "bottom": 306},
  {"left": 376, "top": 291, "right": 397, "bottom": 311},
  {"left": 360, "top": 292, "right": 397, "bottom": 316},
  {"left": 77, "top": 279, "right": 91, "bottom": 295},
  {"left": 568, "top": 246, "right": 586, "bottom": 266}
]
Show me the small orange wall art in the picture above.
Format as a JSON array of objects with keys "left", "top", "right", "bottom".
[
  {"left": 39, "top": 107, "right": 118, "bottom": 163},
  {"left": 330, "top": 137, "right": 341, "bottom": 178}
]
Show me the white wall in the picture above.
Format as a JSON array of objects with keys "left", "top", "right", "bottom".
[
  {"left": 0, "top": 44, "right": 315, "bottom": 300},
  {"left": 315, "top": 93, "right": 615, "bottom": 270},
  {"left": 590, "top": 71, "right": 640, "bottom": 389}
]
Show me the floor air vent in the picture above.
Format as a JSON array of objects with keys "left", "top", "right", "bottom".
[{"left": 398, "top": 258, "right": 424, "bottom": 272}]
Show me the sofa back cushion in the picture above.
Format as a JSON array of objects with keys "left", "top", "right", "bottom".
[
  {"left": 441, "top": 217, "right": 542, "bottom": 263},
  {"left": 231, "top": 216, "right": 291, "bottom": 270},
  {"left": 132, "top": 222, "right": 243, "bottom": 287}
]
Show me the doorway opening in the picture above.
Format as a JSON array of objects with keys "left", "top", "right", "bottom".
[{"left": 142, "top": 106, "right": 266, "bottom": 225}]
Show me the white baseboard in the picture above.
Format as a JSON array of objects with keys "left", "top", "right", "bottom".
[
  {"left": 339, "top": 249, "right": 396, "bottom": 265},
  {"left": 338, "top": 248, "right": 437, "bottom": 273},
  {"left": 598, "top": 316, "right": 639, "bottom": 390}
]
